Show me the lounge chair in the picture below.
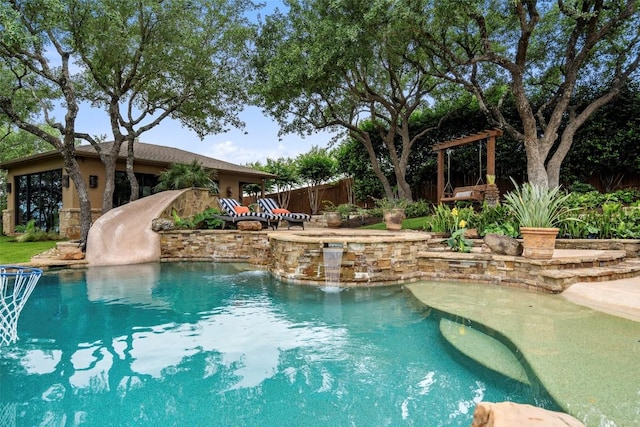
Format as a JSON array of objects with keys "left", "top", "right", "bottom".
[
  {"left": 217, "top": 198, "right": 279, "bottom": 230},
  {"left": 257, "top": 198, "right": 311, "bottom": 229}
]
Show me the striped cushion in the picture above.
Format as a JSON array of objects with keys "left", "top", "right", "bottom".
[
  {"left": 258, "top": 198, "right": 279, "bottom": 213},
  {"left": 258, "top": 198, "right": 311, "bottom": 221},
  {"left": 219, "top": 198, "right": 278, "bottom": 221},
  {"left": 219, "top": 198, "right": 241, "bottom": 216}
]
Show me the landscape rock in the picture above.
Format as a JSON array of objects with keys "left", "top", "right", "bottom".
[
  {"left": 237, "top": 221, "right": 263, "bottom": 231},
  {"left": 151, "top": 217, "right": 175, "bottom": 231},
  {"left": 483, "top": 233, "right": 523, "bottom": 256},
  {"left": 470, "top": 402, "right": 585, "bottom": 427}
]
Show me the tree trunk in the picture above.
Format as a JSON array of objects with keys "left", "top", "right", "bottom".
[
  {"left": 126, "top": 138, "right": 139, "bottom": 202},
  {"left": 65, "top": 157, "right": 92, "bottom": 243},
  {"left": 353, "top": 132, "right": 395, "bottom": 200},
  {"left": 101, "top": 152, "right": 117, "bottom": 214}
]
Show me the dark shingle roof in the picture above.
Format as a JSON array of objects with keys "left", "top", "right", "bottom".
[{"left": 1, "top": 141, "right": 274, "bottom": 178}]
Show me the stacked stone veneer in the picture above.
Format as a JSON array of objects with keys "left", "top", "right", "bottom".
[
  {"left": 268, "top": 231, "right": 431, "bottom": 286},
  {"left": 157, "top": 228, "right": 640, "bottom": 290},
  {"left": 159, "top": 188, "right": 218, "bottom": 219},
  {"left": 59, "top": 208, "right": 102, "bottom": 239},
  {"left": 417, "top": 249, "right": 630, "bottom": 293},
  {"left": 159, "top": 230, "right": 271, "bottom": 265}
]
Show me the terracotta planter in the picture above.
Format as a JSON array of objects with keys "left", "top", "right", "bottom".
[
  {"left": 520, "top": 227, "right": 559, "bottom": 259},
  {"left": 384, "top": 208, "right": 405, "bottom": 231},
  {"left": 324, "top": 212, "right": 343, "bottom": 228}
]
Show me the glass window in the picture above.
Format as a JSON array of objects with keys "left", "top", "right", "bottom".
[
  {"left": 113, "top": 171, "right": 159, "bottom": 207},
  {"left": 14, "top": 169, "right": 62, "bottom": 232}
]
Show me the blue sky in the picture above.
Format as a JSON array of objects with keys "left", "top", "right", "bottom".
[{"left": 73, "top": 102, "right": 338, "bottom": 166}]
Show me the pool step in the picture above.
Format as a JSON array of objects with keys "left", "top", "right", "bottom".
[
  {"left": 438, "top": 317, "right": 530, "bottom": 385},
  {"left": 539, "top": 259, "right": 640, "bottom": 289}
]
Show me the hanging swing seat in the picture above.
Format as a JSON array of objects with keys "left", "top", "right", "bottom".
[{"left": 440, "top": 184, "right": 488, "bottom": 203}]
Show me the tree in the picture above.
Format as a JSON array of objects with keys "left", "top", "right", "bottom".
[
  {"left": 417, "top": 0, "right": 640, "bottom": 188},
  {"left": 0, "top": 0, "right": 93, "bottom": 242},
  {"left": 253, "top": 0, "right": 444, "bottom": 201},
  {"left": 296, "top": 146, "right": 336, "bottom": 214},
  {"left": 262, "top": 157, "right": 300, "bottom": 209},
  {"left": 70, "top": 0, "right": 257, "bottom": 213},
  {"left": 563, "top": 81, "right": 640, "bottom": 191},
  {"left": 154, "top": 160, "right": 218, "bottom": 192}
]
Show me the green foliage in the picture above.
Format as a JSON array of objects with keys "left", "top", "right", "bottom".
[
  {"left": 374, "top": 197, "right": 410, "bottom": 211},
  {"left": 297, "top": 146, "right": 337, "bottom": 214},
  {"left": 14, "top": 219, "right": 61, "bottom": 242},
  {"left": 155, "top": 161, "right": 218, "bottom": 192},
  {"left": 191, "top": 208, "right": 225, "bottom": 230},
  {"left": 445, "top": 228, "right": 473, "bottom": 253},
  {"left": 405, "top": 200, "right": 431, "bottom": 218},
  {"left": 474, "top": 204, "right": 518, "bottom": 237},
  {"left": 503, "top": 180, "right": 576, "bottom": 229}
]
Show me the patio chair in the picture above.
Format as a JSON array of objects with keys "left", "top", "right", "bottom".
[
  {"left": 257, "top": 198, "right": 311, "bottom": 229},
  {"left": 217, "top": 198, "right": 279, "bottom": 230}
]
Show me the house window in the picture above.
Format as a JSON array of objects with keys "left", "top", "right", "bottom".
[
  {"left": 15, "top": 169, "right": 62, "bottom": 232},
  {"left": 113, "top": 171, "right": 159, "bottom": 207}
]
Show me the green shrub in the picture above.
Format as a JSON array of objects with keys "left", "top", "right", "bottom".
[
  {"left": 192, "top": 208, "right": 225, "bottom": 229},
  {"left": 15, "top": 219, "right": 61, "bottom": 242},
  {"left": 405, "top": 200, "right": 431, "bottom": 218}
]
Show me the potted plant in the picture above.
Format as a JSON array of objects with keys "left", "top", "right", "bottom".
[
  {"left": 375, "top": 198, "right": 409, "bottom": 231},
  {"left": 503, "top": 179, "right": 575, "bottom": 259},
  {"left": 322, "top": 201, "right": 343, "bottom": 228}
]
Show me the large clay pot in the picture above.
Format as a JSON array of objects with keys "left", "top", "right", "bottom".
[
  {"left": 520, "top": 227, "right": 559, "bottom": 259},
  {"left": 324, "top": 212, "right": 343, "bottom": 228},
  {"left": 384, "top": 208, "right": 405, "bottom": 231}
]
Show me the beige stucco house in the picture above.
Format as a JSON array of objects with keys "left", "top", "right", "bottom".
[{"left": 1, "top": 142, "right": 273, "bottom": 238}]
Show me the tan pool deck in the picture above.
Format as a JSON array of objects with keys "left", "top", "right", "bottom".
[{"left": 406, "top": 249, "right": 640, "bottom": 426}]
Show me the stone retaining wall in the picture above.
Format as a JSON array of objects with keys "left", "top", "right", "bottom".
[
  {"left": 555, "top": 238, "right": 640, "bottom": 257},
  {"left": 268, "top": 233, "right": 429, "bottom": 286},
  {"left": 159, "top": 229, "right": 271, "bottom": 266},
  {"left": 158, "top": 230, "right": 639, "bottom": 290},
  {"left": 159, "top": 188, "right": 218, "bottom": 219}
]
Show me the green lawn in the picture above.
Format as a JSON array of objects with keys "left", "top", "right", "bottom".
[{"left": 0, "top": 235, "right": 58, "bottom": 264}]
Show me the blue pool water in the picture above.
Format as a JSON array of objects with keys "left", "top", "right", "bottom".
[{"left": 1, "top": 262, "right": 548, "bottom": 426}]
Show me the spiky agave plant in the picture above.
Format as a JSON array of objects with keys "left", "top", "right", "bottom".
[{"left": 503, "top": 179, "right": 576, "bottom": 228}]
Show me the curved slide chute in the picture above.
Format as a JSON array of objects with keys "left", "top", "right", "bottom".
[{"left": 86, "top": 189, "right": 185, "bottom": 266}]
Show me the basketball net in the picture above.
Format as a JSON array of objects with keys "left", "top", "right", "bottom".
[{"left": 0, "top": 266, "right": 42, "bottom": 346}]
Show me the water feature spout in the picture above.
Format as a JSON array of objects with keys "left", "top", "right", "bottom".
[{"left": 322, "top": 243, "right": 344, "bottom": 292}]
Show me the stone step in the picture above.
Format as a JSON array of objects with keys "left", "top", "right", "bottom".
[{"left": 539, "top": 261, "right": 640, "bottom": 289}]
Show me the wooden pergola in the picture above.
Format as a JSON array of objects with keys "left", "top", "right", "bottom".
[{"left": 432, "top": 129, "right": 503, "bottom": 203}]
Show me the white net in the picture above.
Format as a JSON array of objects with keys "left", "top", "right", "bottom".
[{"left": 0, "top": 266, "right": 42, "bottom": 346}]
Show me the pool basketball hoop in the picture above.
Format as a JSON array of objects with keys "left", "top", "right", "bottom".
[{"left": 0, "top": 266, "right": 42, "bottom": 346}]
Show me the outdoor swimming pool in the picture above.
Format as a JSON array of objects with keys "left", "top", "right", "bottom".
[{"left": 0, "top": 262, "right": 554, "bottom": 426}]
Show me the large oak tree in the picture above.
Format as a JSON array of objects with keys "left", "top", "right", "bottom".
[
  {"left": 253, "top": 0, "right": 445, "bottom": 201},
  {"left": 416, "top": 0, "right": 640, "bottom": 188}
]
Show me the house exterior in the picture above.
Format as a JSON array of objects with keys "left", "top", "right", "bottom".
[{"left": 1, "top": 142, "right": 274, "bottom": 238}]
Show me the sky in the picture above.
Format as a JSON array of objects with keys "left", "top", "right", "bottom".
[{"left": 72, "top": 102, "right": 339, "bottom": 166}]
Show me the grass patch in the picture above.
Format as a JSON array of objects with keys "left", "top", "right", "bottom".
[
  {"left": 0, "top": 235, "right": 58, "bottom": 264},
  {"left": 361, "top": 216, "right": 427, "bottom": 230}
]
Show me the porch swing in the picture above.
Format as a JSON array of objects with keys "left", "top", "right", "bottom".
[{"left": 432, "top": 129, "right": 503, "bottom": 203}]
